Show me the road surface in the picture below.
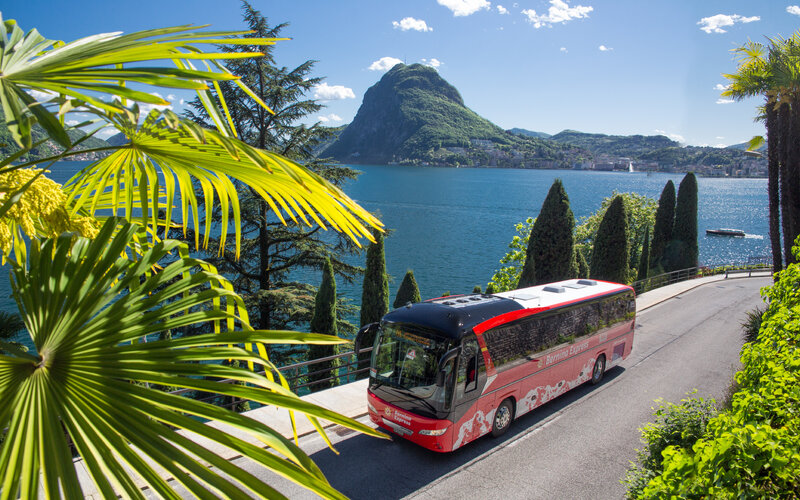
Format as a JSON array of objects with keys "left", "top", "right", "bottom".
[{"left": 232, "top": 277, "right": 770, "bottom": 499}]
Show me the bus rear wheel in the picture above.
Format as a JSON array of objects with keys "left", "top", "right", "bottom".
[
  {"left": 492, "top": 399, "right": 514, "bottom": 437},
  {"left": 590, "top": 355, "right": 606, "bottom": 385}
]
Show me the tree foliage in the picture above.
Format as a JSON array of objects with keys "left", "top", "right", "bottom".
[
  {"left": 0, "top": 12, "right": 385, "bottom": 498},
  {"left": 665, "top": 173, "right": 698, "bottom": 271},
  {"left": 394, "top": 270, "right": 422, "bottom": 308},
  {"left": 649, "top": 180, "right": 675, "bottom": 273},
  {"left": 590, "top": 195, "right": 629, "bottom": 283},
  {"left": 309, "top": 258, "right": 338, "bottom": 388},
  {"left": 361, "top": 228, "right": 390, "bottom": 326},
  {"left": 634, "top": 243, "right": 800, "bottom": 498},
  {"left": 576, "top": 191, "right": 656, "bottom": 281},
  {"left": 637, "top": 225, "right": 651, "bottom": 281},
  {"left": 518, "top": 179, "right": 575, "bottom": 287},
  {"left": 183, "top": 3, "right": 366, "bottom": 348}
]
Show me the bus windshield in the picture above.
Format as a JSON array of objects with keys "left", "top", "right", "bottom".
[{"left": 371, "top": 323, "right": 455, "bottom": 406}]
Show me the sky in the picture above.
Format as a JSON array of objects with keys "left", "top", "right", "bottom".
[{"left": 6, "top": 0, "right": 800, "bottom": 147}]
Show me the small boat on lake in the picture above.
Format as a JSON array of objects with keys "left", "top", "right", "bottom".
[{"left": 706, "top": 228, "right": 746, "bottom": 237}]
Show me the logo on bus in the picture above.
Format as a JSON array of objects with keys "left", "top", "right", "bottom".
[{"left": 384, "top": 407, "right": 392, "bottom": 417}]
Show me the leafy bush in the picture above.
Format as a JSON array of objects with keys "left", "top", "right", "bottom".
[
  {"left": 740, "top": 306, "right": 765, "bottom": 344},
  {"left": 631, "top": 243, "right": 800, "bottom": 498},
  {"left": 623, "top": 394, "right": 718, "bottom": 499}
]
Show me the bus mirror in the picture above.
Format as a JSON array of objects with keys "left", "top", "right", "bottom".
[
  {"left": 354, "top": 323, "right": 378, "bottom": 356},
  {"left": 435, "top": 348, "right": 460, "bottom": 387}
]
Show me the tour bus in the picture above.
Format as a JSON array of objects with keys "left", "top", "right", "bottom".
[{"left": 355, "top": 279, "right": 636, "bottom": 452}]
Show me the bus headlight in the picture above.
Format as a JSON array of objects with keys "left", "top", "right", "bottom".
[
  {"left": 367, "top": 401, "right": 377, "bottom": 413},
  {"left": 418, "top": 428, "right": 447, "bottom": 436}
]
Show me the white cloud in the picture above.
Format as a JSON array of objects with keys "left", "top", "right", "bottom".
[
  {"left": 716, "top": 98, "right": 735, "bottom": 104},
  {"left": 698, "top": 14, "right": 760, "bottom": 34},
  {"left": 368, "top": 56, "right": 404, "bottom": 71},
  {"left": 522, "top": 0, "right": 593, "bottom": 28},
  {"left": 421, "top": 58, "right": 442, "bottom": 68},
  {"left": 654, "top": 129, "right": 686, "bottom": 144},
  {"left": 166, "top": 94, "right": 177, "bottom": 101},
  {"left": 27, "top": 89, "right": 58, "bottom": 102},
  {"left": 716, "top": 136, "right": 725, "bottom": 140},
  {"left": 136, "top": 93, "right": 172, "bottom": 115},
  {"left": 787, "top": 5, "right": 800, "bottom": 16},
  {"left": 94, "top": 127, "right": 121, "bottom": 140},
  {"left": 560, "top": 47, "right": 568, "bottom": 52},
  {"left": 313, "top": 83, "right": 356, "bottom": 100},
  {"left": 598, "top": 45, "right": 612, "bottom": 51},
  {"left": 66, "top": 120, "right": 80, "bottom": 126},
  {"left": 318, "top": 114, "right": 343, "bottom": 123},
  {"left": 714, "top": 83, "right": 730, "bottom": 91},
  {"left": 497, "top": 5, "right": 509, "bottom": 14},
  {"left": 179, "top": 99, "right": 185, "bottom": 106},
  {"left": 437, "top": 0, "right": 491, "bottom": 17},
  {"left": 392, "top": 17, "right": 433, "bottom": 32}
]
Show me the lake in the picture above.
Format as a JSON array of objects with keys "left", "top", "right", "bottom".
[{"left": 0, "top": 163, "right": 769, "bottom": 320}]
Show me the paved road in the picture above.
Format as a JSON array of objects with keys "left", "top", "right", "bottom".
[{"left": 234, "top": 277, "right": 770, "bottom": 499}]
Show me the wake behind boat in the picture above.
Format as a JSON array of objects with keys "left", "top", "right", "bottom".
[{"left": 706, "top": 228, "right": 746, "bottom": 237}]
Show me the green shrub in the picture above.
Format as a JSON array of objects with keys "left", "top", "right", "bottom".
[
  {"left": 740, "top": 306, "right": 765, "bottom": 344},
  {"left": 633, "top": 243, "right": 800, "bottom": 498},
  {"left": 623, "top": 394, "right": 718, "bottom": 499}
]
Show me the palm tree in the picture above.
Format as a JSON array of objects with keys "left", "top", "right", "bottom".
[
  {"left": 724, "top": 32, "right": 800, "bottom": 270},
  {"left": 0, "top": 14, "right": 385, "bottom": 499},
  {"left": 724, "top": 39, "right": 782, "bottom": 272}
]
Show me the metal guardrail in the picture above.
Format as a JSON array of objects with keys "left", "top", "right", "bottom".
[
  {"left": 169, "top": 347, "right": 374, "bottom": 411},
  {"left": 630, "top": 264, "right": 772, "bottom": 296},
  {"left": 165, "top": 264, "right": 774, "bottom": 412}
]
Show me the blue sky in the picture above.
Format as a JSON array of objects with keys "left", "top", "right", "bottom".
[{"left": 7, "top": 0, "right": 800, "bottom": 147}]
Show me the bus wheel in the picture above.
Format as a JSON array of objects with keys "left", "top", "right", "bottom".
[
  {"left": 492, "top": 399, "right": 514, "bottom": 437},
  {"left": 591, "top": 355, "right": 606, "bottom": 385}
]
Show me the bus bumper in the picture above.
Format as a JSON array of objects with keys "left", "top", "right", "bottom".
[{"left": 367, "top": 391, "right": 453, "bottom": 452}]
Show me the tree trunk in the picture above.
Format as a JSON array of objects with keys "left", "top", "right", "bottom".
[
  {"left": 778, "top": 102, "right": 795, "bottom": 264},
  {"left": 789, "top": 100, "right": 800, "bottom": 261},
  {"left": 766, "top": 100, "right": 783, "bottom": 273},
  {"left": 258, "top": 199, "right": 272, "bottom": 331}
]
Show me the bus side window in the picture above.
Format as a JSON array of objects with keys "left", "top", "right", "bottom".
[{"left": 457, "top": 337, "right": 480, "bottom": 397}]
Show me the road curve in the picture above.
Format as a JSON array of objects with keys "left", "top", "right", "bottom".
[{"left": 232, "top": 277, "right": 770, "bottom": 500}]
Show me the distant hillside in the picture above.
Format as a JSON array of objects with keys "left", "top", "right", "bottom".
[
  {"left": 508, "top": 128, "right": 551, "bottom": 139},
  {"left": 1, "top": 118, "right": 112, "bottom": 163},
  {"left": 323, "top": 64, "right": 583, "bottom": 168},
  {"left": 727, "top": 140, "right": 766, "bottom": 152},
  {"left": 550, "top": 130, "right": 679, "bottom": 157}
]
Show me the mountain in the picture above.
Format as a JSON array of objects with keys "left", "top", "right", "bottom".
[
  {"left": 549, "top": 130, "right": 679, "bottom": 157},
  {"left": 1, "top": 114, "right": 112, "bottom": 163},
  {"left": 106, "top": 132, "right": 129, "bottom": 147},
  {"left": 322, "top": 64, "right": 582, "bottom": 167},
  {"left": 727, "top": 140, "right": 766, "bottom": 152},
  {"left": 508, "top": 128, "right": 551, "bottom": 139}
]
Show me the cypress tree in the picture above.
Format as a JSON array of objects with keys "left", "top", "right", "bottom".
[
  {"left": 669, "top": 172, "right": 699, "bottom": 271},
  {"left": 637, "top": 225, "right": 651, "bottom": 281},
  {"left": 358, "top": 228, "right": 389, "bottom": 376},
  {"left": 394, "top": 270, "right": 421, "bottom": 308},
  {"left": 472, "top": 285, "right": 482, "bottom": 294},
  {"left": 485, "top": 283, "right": 496, "bottom": 294},
  {"left": 575, "top": 248, "right": 590, "bottom": 279},
  {"left": 518, "top": 179, "right": 575, "bottom": 288},
  {"left": 649, "top": 180, "right": 675, "bottom": 273},
  {"left": 309, "top": 258, "right": 338, "bottom": 388},
  {"left": 360, "top": 228, "right": 389, "bottom": 326},
  {"left": 590, "top": 196, "right": 629, "bottom": 283}
]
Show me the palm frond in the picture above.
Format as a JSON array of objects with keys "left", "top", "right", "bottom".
[
  {"left": 61, "top": 107, "right": 381, "bottom": 257},
  {"left": 0, "top": 218, "right": 385, "bottom": 499},
  {"left": 0, "top": 13, "right": 282, "bottom": 148}
]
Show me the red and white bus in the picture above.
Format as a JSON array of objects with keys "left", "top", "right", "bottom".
[{"left": 355, "top": 279, "right": 636, "bottom": 452}]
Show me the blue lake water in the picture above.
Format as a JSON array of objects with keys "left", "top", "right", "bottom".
[{"left": 2, "top": 162, "right": 769, "bottom": 329}]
